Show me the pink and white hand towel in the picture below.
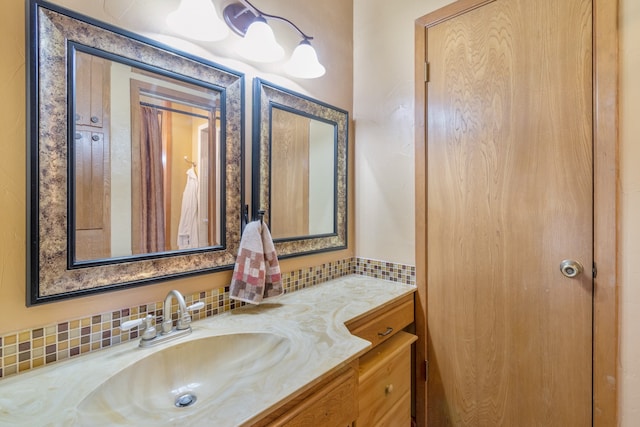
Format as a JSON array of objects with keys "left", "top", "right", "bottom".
[{"left": 229, "top": 221, "right": 283, "bottom": 304}]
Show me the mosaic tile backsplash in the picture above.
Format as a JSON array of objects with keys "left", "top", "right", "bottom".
[{"left": 0, "top": 257, "right": 415, "bottom": 380}]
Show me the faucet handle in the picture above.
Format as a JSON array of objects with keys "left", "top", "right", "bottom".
[
  {"left": 121, "top": 315, "right": 147, "bottom": 331},
  {"left": 187, "top": 302, "right": 205, "bottom": 311},
  {"left": 121, "top": 314, "right": 157, "bottom": 341},
  {"left": 176, "top": 302, "right": 205, "bottom": 331}
]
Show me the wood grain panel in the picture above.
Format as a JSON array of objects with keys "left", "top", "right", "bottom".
[
  {"left": 425, "top": 0, "right": 593, "bottom": 425},
  {"left": 74, "top": 52, "right": 91, "bottom": 126},
  {"left": 271, "top": 109, "right": 310, "bottom": 239},
  {"left": 88, "top": 56, "right": 105, "bottom": 128},
  {"left": 413, "top": 18, "right": 428, "bottom": 426},
  {"left": 592, "top": 0, "right": 619, "bottom": 424},
  {"left": 75, "top": 130, "right": 94, "bottom": 230},
  {"left": 75, "top": 53, "right": 105, "bottom": 128},
  {"left": 74, "top": 51, "right": 111, "bottom": 261},
  {"left": 75, "top": 229, "right": 107, "bottom": 260},
  {"left": 265, "top": 366, "right": 358, "bottom": 427},
  {"left": 357, "top": 332, "right": 417, "bottom": 427},
  {"left": 75, "top": 131, "right": 111, "bottom": 260},
  {"left": 347, "top": 295, "right": 414, "bottom": 349},
  {"left": 372, "top": 391, "right": 412, "bottom": 427},
  {"left": 416, "top": 1, "right": 619, "bottom": 426}
]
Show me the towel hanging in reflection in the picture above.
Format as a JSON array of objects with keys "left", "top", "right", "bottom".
[
  {"left": 229, "top": 221, "right": 283, "bottom": 304},
  {"left": 177, "top": 166, "right": 199, "bottom": 249}
]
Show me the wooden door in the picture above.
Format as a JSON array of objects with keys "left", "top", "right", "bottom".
[
  {"left": 424, "top": 0, "right": 593, "bottom": 425},
  {"left": 271, "top": 108, "right": 310, "bottom": 239}
]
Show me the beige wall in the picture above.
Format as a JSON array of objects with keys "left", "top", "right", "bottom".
[
  {"left": 0, "top": 0, "right": 352, "bottom": 334},
  {"left": 353, "top": 0, "right": 640, "bottom": 423},
  {"left": 619, "top": 0, "right": 640, "bottom": 423},
  {"left": 353, "top": 0, "right": 452, "bottom": 264}
]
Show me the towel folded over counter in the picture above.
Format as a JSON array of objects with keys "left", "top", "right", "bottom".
[{"left": 230, "top": 221, "right": 283, "bottom": 304}]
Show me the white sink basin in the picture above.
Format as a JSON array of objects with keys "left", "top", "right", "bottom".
[{"left": 76, "top": 332, "right": 291, "bottom": 425}]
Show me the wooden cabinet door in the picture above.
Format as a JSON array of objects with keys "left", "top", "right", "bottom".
[
  {"left": 75, "top": 130, "right": 105, "bottom": 231},
  {"left": 358, "top": 332, "right": 416, "bottom": 427},
  {"left": 74, "top": 52, "right": 111, "bottom": 260},
  {"left": 263, "top": 366, "right": 358, "bottom": 427},
  {"left": 75, "top": 52, "right": 106, "bottom": 128},
  {"left": 424, "top": 0, "right": 593, "bottom": 425}
]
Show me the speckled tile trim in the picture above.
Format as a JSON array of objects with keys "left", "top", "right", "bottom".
[{"left": 0, "top": 257, "right": 414, "bottom": 380}]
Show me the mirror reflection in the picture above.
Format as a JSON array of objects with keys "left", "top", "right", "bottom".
[
  {"left": 29, "top": 1, "right": 244, "bottom": 304},
  {"left": 72, "top": 48, "right": 222, "bottom": 262},
  {"left": 252, "top": 78, "right": 348, "bottom": 259},
  {"left": 270, "top": 107, "right": 335, "bottom": 240}
]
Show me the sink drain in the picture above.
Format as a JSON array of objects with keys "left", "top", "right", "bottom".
[{"left": 175, "top": 393, "right": 197, "bottom": 408}]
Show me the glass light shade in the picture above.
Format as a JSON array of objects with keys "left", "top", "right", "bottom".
[
  {"left": 284, "top": 40, "right": 326, "bottom": 79},
  {"left": 236, "top": 17, "right": 285, "bottom": 63},
  {"left": 167, "top": 0, "right": 229, "bottom": 41}
]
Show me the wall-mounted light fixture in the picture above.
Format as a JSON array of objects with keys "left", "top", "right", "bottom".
[
  {"left": 167, "top": 0, "right": 229, "bottom": 41},
  {"left": 223, "top": 0, "right": 326, "bottom": 79}
]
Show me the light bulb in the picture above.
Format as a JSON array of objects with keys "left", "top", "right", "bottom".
[
  {"left": 167, "top": 0, "right": 229, "bottom": 41},
  {"left": 284, "top": 40, "right": 326, "bottom": 79},
  {"left": 236, "top": 17, "right": 284, "bottom": 63}
]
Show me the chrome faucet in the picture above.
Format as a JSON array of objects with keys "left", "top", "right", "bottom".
[
  {"left": 121, "top": 290, "right": 204, "bottom": 348},
  {"left": 162, "top": 289, "right": 199, "bottom": 333}
]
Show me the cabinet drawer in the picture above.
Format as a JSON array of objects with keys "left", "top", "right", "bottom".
[
  {"left": 374, "top": 391, "right": 412, "bottom": 427},
  {"left": 357, "top": 331, "right": 417, "bottom": 427},
  {"left": 347, "top": 294, "right": 414, "bottom": 348},
  {"left": 267, "top": 366, "right": 358, "bottom": 427}
]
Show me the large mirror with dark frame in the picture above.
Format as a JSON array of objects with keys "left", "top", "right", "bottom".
[
  {"left": 27, "top": 1, "right": 244, "bottom": 304},
  {"left": 252, "top": 78, "right": 348, "bottom": 258}
]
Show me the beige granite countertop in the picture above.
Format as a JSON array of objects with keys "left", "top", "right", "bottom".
[{"left": 0, "top": 275, "right": 415, "bottom": 426}]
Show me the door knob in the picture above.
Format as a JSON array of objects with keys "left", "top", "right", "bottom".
[{"left": 560, "top": 259, "right": 583, "bottom": 278}]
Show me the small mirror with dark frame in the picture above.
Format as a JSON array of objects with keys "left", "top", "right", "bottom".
[
  {"left": 27, "top": 0, "right": 244, "bottom": 304},
  {"left": 252, "top": 78, "right": 348, "bottom": 258}
]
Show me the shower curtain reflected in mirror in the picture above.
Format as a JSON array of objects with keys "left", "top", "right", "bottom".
[{"left": 139, "top": 105, "right": 165, "bottom": 253}]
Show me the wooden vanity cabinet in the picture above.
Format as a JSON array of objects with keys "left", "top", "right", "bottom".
[
  {"left": 252, "top": 292, "right": 415, "bottom": 427},
  {"left": 346, "top": 293, "right": 416, "bottom": 427},
  {"left": 252, "top": 363, "right": 358, "bottom": 427}
]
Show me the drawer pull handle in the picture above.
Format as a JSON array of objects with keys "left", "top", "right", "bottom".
[
  {"left": 378, "top": 327, "right": 393, "bottom": 337},
  {"left": 385, "top": 384, "right": 394, "bottom": 395}
]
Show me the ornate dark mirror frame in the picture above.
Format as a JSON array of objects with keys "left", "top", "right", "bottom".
[
  {"left": 252, "top": 78, "right": 348, "bottom": 258},
  {"left": 27, "top": 0, "right": 244, "bottom": 304}
]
